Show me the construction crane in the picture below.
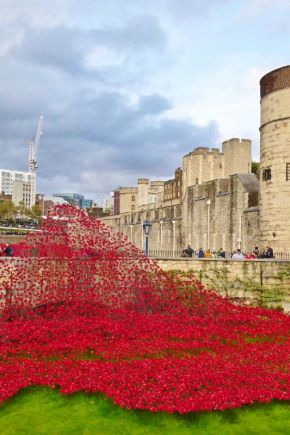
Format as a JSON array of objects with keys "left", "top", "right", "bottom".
[{"left": 29, "top": 114, "right": 44, "bottom": 173}]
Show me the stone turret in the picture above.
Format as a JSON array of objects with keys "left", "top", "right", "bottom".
[
  {"left": 137, "top": 178, "right": 149, "bottom": 207},
  {"left": 182, "top": 147, "right": 224, "bottom": 192},
  {"left": 222, "top": 138, "right": 252, "bottom": 177},
  {"left": 259, "top": 65, "right": 290, "bottom": 250}
]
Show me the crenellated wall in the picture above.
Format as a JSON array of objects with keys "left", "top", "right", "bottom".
[{"left": 222, "top": 138, "right": 252, "bottom": 177}]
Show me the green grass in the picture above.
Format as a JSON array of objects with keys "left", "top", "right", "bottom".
[{"left": 0, "top": 388, "right": 289, "bottom": 435}]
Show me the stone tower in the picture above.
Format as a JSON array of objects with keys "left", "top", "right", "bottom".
[
  {"left": 222, "top": 138, "right": 252, "bottom": 177},
  {"left": 137, "top": 178, "right": 149, "bottom": 208},
  {"left": 259, "top": 65, "right": 290, "bottom": 251}
]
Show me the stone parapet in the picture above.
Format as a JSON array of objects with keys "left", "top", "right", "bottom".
[{"left": 157, "top": 258, "right": 290, "bottom": 312}]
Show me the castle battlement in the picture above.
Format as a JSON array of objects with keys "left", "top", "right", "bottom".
[{"left": 137, "top": 178, "right": 149, "bottom": 185}]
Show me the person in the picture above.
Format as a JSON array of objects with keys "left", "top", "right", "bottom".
[
  {"left": 204, "top": 249, "right": 213, "bottom": 258},
  {"left": 265, "top": 246, "right": 274, "bottom": 258},
  {"left": 253, "top": 246, "right": 259, "bottom": 258},
  {"left": 245, "top": 252, "right": 256, "bottom": 259},
  {"left": 4, "top": 243, "right": 13, "bottom": 257},
  {"left": 232, "top": 248, "right": 244, "bottom": 260},
  {"left": 216, "top": 248, "right": 225, "bottom": 258},
  {"left": 197, "top": 247, "right": 204, "bottom": 258},
  {"left": 260, "top": 246, "right": 274, "bottom": 259},
  {"left": 182, "top": 245, "right": 194, "bottom": 257}
]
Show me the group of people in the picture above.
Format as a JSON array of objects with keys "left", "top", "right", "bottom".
[
  {"left": 182, "top": 246, "right": 225, "bottom": 258},
  {"left": 243, "top": 246, "right": 274, "bottom": 259},
  {"left": 182, "top": 245, "right": 274, "bottom": 260}
]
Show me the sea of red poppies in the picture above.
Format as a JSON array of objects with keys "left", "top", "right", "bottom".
[{"left": 0, "top": 205, "right": 289, "bottom": 413}]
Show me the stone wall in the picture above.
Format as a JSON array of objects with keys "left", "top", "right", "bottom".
[
  {"left": 101, "top": 173, "right": 260, "bottom": 254},
  {"left": 156, "top": 258, "right": 290, "bottom": 312}
]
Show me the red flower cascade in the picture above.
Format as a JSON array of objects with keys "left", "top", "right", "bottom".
[{"left": 0, "top": 205, "right": 289, "bottom": 413}]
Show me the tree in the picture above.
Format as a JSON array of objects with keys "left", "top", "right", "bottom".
[
  {"left": 251, "top": 161, "right": 260, "bottom": 176},
  {"left": 16, "top": 202, "right": 30, "bottom": 219},
  {"left": 29, "top": 204, "right": 42, "bottom": 223},
  {"left": 0, "top": 200, "right": 17, "bottom": 221}
]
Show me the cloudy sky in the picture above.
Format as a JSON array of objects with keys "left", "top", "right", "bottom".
[{"left": 1, "top": 0, "right": 289, "bottom": 202}]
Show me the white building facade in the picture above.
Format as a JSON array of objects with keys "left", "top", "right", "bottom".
[{"left": 0, "top": 169, "right": 36, "bottom": 208}]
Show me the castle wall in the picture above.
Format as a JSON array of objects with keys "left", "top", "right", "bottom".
[
  {"left": 101, "top": 67, "right": 290, "bottom": 256},
  {"left": 156, "top": 258, "right": 290, "bottom": 312},
  {"left": 101, "top": 174, "right": 259, "bottom": 254},
  {"left": 259, "top": 66, "right": 290, "bottom": 251}
]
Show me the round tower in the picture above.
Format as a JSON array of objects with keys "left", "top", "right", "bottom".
[{"left": 259, "top": 65, "right": 290, "bottom": 251}]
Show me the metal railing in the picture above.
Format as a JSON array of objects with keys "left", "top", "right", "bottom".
[{"left": 147, "top": 249, "right": 290, "bottom": 260}]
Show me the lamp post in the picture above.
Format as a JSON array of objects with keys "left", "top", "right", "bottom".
[
  {"left": 172, "top": 219, "right": 176, "bottom": 256},
  {"left": 142, "top": 219, "right": 152, "bottom": 256},
  {"left": 238, "top": 213, "right": 242, "bottom": 250},
  {"left": 206, "top": 198, "right": 211, "bottom": 249},
  {"left": 129, "top": 222, "right": 134, "bottom": 242},
  {"left": 159, "top": 219, "right": 163, "bottom": 254}
]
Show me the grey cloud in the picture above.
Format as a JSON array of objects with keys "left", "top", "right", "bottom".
[
  {"left": 0, "top": 3, "right": 220, "bottom": 197},
  {"left": 11, "top": 26, "right": 86, "bottom": 75},
  {"left": 9, "top": 14, "right": 167, "bottom": 77},
  {"left": 89, "top": 14, "right": 167, "bottom": 51},
  {"left": 0, "top": 84, "right": 219, "bottom": 197},
  {"left": 34, "top": 91, "right": 219, "bottom": 191},
  {"left": 138, "top": 94, "right": 172, "bottom": 114}
]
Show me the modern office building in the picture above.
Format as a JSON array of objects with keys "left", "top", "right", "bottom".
[
  {"left": 12, "top": 180, "right": 35, "bottom": 208},
  {"left": 52, "top": 193, "right": 93, "bottom": 209},
  {"left": 0, "top": 169, "right": 36, "bottom": 208}
]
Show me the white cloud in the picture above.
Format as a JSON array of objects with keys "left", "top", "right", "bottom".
[{"left": 84, "top": 47, "right": 125, "bottom": 70}]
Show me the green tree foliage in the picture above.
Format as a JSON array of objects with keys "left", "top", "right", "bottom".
[
  {"left": 0, "top": 200, "right": 41, "bottom": 224},
  {"left": 0, "top": 200, "right": 17, "bottom": 220},
  {"left": 29, "top": 204, "right": 42, "bottom": 223},
  {"left": 251, "top": 161, "right": 260, "bottom": 175},
  {"left": 16, "top": 201, "right": 30, "bottom": 219}
]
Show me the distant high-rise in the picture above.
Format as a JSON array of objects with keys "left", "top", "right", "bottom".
[
  {"left": 53, "top": 193, "right": 93, "bottom": 209},
  {"left": 0, "top": 169, "right": 36, "bottom": 208}
]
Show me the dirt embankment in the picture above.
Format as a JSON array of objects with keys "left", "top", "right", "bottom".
[{"left": 0, "top": 235, "right": 26, "bottom": 244}]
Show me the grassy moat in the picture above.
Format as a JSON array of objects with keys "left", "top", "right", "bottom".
[{"left": 0, "top": 387, "right": 289, "bottom": 435}]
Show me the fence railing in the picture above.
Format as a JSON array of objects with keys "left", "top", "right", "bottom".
[{"left": 146, "top": 249, "right": 290, "bottom": 260}]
